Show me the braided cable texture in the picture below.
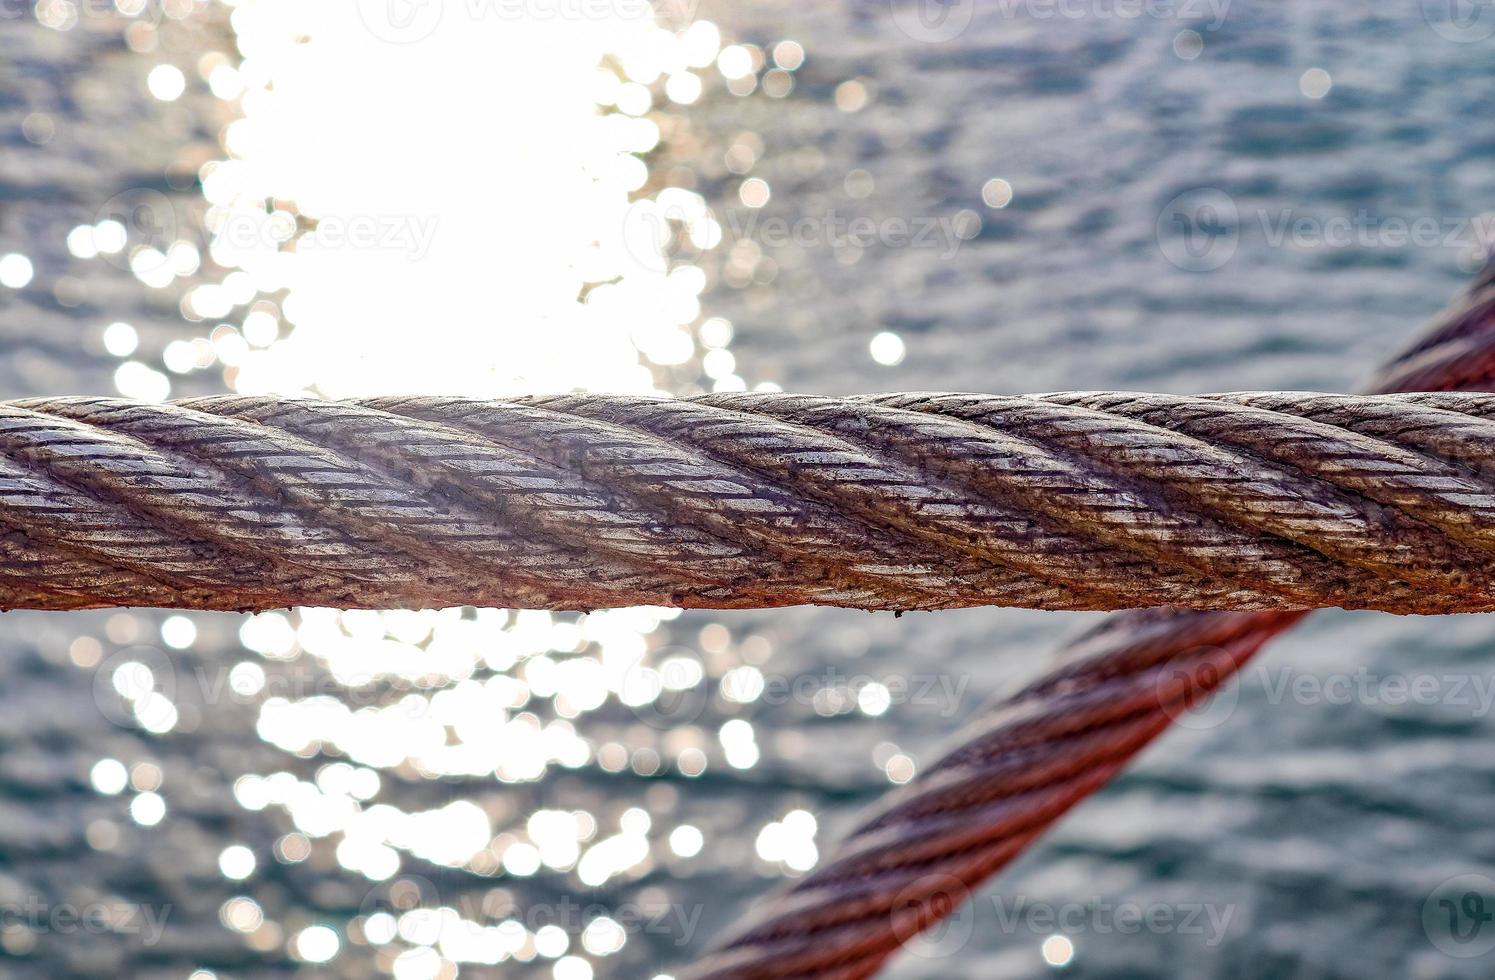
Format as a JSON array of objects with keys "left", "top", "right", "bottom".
[
  {"left": 5, "top": 391, "right": 1495, "bottom": 613},
  {"left": 685, "top": 271, "right": 1495, "bottom": 979}
]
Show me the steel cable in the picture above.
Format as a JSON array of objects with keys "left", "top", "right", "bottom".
[
  {"left": 685, "top": 269, "right": 1495, "bottom": 979},
  {"left": 3, "top": 389, "right": 1495, "bottom": 612}
]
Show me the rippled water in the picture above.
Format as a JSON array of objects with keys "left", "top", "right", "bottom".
[{"left": 1, "top": 2, "right": 1494, "bottom": 978}]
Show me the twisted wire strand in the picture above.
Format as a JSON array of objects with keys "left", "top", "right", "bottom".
[
  {"left": 4, "top": 389, "right": 1495, "bottom": 612},
  {"left": 685, "top": 267, "right": 1495, "bottom": 980}
]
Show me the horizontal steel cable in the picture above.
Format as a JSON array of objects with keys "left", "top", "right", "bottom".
[
  {"left": 3, "top": 389, "right": 1495, "bottom": 612},
  {"left": 685, "top": 269, "right": 1495, "bottom": 979}
]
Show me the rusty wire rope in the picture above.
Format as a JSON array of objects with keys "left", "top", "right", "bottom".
[
  {"left": 2, "top": 389, "right": 1495, "bottom": 613},
  {"left": 685, "top": 271, "right": 1495, "bottom": 979}
]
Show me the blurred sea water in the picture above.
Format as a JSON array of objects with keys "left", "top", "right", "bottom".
[{"left": 0, "top": 2, "right": 1494, "bottom": 978}]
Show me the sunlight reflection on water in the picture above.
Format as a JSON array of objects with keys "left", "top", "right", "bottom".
[{"left": 72, "top": 1, "right": 825, "bottom": 976}]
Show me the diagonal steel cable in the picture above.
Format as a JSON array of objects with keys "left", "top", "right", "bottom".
[{"left": 684, "top": 267, "right": 1495, "bottom": 979}]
